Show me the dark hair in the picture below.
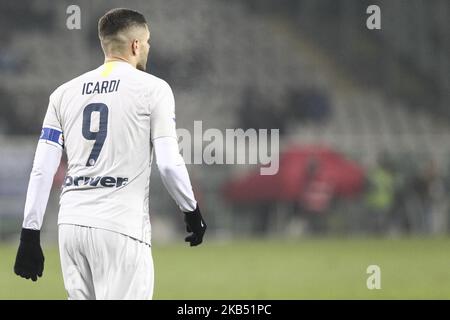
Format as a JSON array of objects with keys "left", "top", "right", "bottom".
[{"left": 98, "top": 8, "right": 147, "bottom": 39}]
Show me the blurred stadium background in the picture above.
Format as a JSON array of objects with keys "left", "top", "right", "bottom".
[{"left": 1, "top": 0, "right": 450, "bottom": 299}]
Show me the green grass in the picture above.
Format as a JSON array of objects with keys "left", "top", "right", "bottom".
[{"left": 1, "top": 237, "right": 450, "bottom": 299}]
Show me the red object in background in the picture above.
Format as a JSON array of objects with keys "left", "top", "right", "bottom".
[{"left": 223, "top": 145, "right": 365, "bottom": 203}]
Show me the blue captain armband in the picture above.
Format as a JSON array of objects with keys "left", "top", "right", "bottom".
[{"left": 40, "top": 127, "right": 64, "bottom": 149}]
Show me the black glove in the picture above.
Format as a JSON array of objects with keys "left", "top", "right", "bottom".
[
  {"left": 184, "top": 205, "right": 207, "bottom": 247},
  {"left": 14, "top": 228, "right": 44, "bottom": 282}
]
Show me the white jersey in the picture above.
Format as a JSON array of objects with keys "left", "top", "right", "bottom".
[{"left": 42, "top": 61, "right": 177, "bottom": 245}]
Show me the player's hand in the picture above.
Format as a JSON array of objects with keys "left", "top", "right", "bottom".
[
  {"left": 14, "top": 228, "right": 44, "bottom": 282},
  {"left": 183, "top": 205, "right": 207, "bottom": 247}
]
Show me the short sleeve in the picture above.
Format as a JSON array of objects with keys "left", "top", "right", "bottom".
[
  {"left": 40, "top": 92, "right": 64, "bottom": 149},
  {"left": 150, "top": 81, "right": 177, "bottom": 141}
]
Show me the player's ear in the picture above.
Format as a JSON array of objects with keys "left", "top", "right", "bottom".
[{"left": 131, "top": 39, "right": 139, "bottom": 56}]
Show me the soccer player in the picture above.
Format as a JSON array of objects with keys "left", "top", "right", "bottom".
[{"left": 13, "top": 8, "right": 207, "bottom": 300}]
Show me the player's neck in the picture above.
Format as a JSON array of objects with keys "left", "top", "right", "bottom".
[{"left": 104, "top": 56, "right": 136, "bottom": 68}]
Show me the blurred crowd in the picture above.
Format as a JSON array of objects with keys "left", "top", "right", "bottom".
[
  {"left": 361, "top": 154, "right": 449, "bottom": 235},
  {"left": 230, "top": 152, "right": 450, "bottom": 237}
]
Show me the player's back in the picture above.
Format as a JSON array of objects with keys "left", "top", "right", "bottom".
[{"left": 45, "top": 61, "right": 176, "bottom": 244}]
